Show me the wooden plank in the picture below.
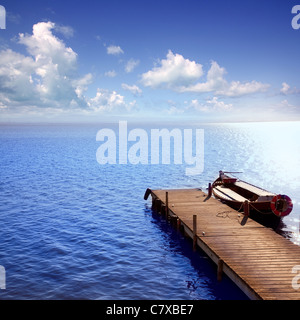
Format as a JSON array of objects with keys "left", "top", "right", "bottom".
[
  {"left": 214, "top": 185, "right": 248, "bottom": 202},
  {"left": 234, "top": 180, "right": 275, "bottom": 197},
  {"left": 146, "top": 188, "right": 300, "bottom": 300}
]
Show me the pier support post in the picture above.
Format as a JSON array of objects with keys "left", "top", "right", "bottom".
[
  {"left": 217, "top": 259, "right": 224, "bottom": 281},
  {"left": 152, "top": 196, "right": 156, "bottom": 208},
  {"left": 161, "top": 204, "right": 166, "bottom": 216},
  {"left": 165, "top": 192, "right": 169, "bottom": 218},
  {"left": 154, "top": 199, "right": 162, "bottom": 213},
  {"left": 193, "top": 215, "right": 197, "bottom": 251},
  {"left": 177, "top": 218, "right": 181, "bottom": 231}
]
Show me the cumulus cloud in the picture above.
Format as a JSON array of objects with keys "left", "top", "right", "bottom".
[
  {"left": 125, "top": 59, "right": 140, "bottom": 73},
  {"left": 0, "top": 49, "right": 37, "bottom": 104},
  {"left": 190, "top": 97, "right": 232, "bottom": 112},
  {"left": 141, "top": 50, "right": 203, "bottom": 89},
  {"left": 105, "top": 70, "right": 117, "bottom": 78},
  {"left": 0, "top": 21, "right": 133, "bottom": 114},
  {"left": 207, "top": 97, "right": 232, "bottom": 110},
  {"left": 280, "top": 82, "right": 300, "bottom": 95},
  {"left": 73, "top": 73, "right": 93, "bottom": 99},
  {"left": 280, "top": 82, "right": 290, "bottom": 95},
  {"left": 141, "top": 51, "right": 270, "bottom": 97},
  {"left": 179, "top": 61, "right": 269, "bottom": 96},
  {"left": 88, "top": 89, "right": 125, "bottom": 111},
  {"left": 19, "top": 22, "right": 77, "bottom": 75},
  {"left": 106, "top": 45, "right": 124, "bottom": 55},
  {"left": 0, "top": 21, "right": 85, "bottom": 108},
  {"left": 216, "top": 80, "right": 270, "bottom": 97},
  {"left": 88, "top": 88, "right": 136, "bottom": 113},
  {"left": 121, "top": 83, "right": 142, "bottom": 96},
  {"left": 179, "top": 61, "right": 227, "bottom": 93}
]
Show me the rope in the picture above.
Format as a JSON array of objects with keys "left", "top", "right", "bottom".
[
  {"left": 237, "top": 202, "right": 245, "bottom": 212},
  {"left": 216, "top": 202, "right": 244, "bottom": 222},
  {"left": 216, "top": 210, "right": 242, "bottom": 223},
  {"left": 216, "top": 211, "right": 235, "bottom": 219},
  {"left": 248, "top": 202, "right": 270, "bottom": 215}
]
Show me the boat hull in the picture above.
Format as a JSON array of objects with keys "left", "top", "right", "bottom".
[
  {"left": 212, "top": 191, "right": 271, "bottom": 213},
  {"left": 212, "top": 189, "right": 281, "bottom": 229},
  {"left": 212, "top": 173, "right": 283, "bottom": 229}
]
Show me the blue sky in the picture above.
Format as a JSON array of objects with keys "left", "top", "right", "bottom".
[{"left": 0, "top": 0, "right": 299, "bottom": 122}]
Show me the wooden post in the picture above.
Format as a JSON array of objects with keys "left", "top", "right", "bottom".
[
  {"left": 154, "top": 199, "right": 161, "bottom": 213},
  {"left": 152, "top": 196, "right": 156, "bottom": 209},
  {"left": 208, "top": 183, "right": 212, "bottom": 197},
  {"left": 161, "top": 204, "right": 166, "bottom": 216},
  {"left": 244, "top": 200, "right": 249, "bottom": 216},
  {"left": 193, "top": 214, "right": 197, "bottom": 251},
  {"left": 241, "top": 200, "right": 249, "bottom": 226},
  {"left": 144, "top": 188, "right": 151, "bottom": 200},
  {"left": 177, "top": 218, "right": 181, "bottom": 231},
  {"left": 165, "top": 192, "right": 169, "bottom": 217},
  {"left": 217, "top": 259, "right": 224, "bottom": 281}
]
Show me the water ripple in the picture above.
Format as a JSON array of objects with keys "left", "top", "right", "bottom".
[{"left": 2, "top": 123, "right": 299, "bottom": 299}]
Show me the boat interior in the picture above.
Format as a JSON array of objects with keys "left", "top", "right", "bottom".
[{"left": 214, "top": 176, "right": 275, "bottom": 203}]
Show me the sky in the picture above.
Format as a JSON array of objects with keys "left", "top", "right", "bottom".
[{"left": 0, "top": 0, "right": 299, "bottom": 123}]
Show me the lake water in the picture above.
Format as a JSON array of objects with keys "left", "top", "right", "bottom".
[{"left": 0, "top": 121, "right": 299, "bottom": 300}]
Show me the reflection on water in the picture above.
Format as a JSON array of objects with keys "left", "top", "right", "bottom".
[
  {"left": 235, "top": 122, "right": 300, "bottom": 245},
  {"left": 0, "top": 121, "right": 299, "bottom": 300},
  {"left": 146, "top": 206, "right": 249, "bottom": 300},
  {"left": 198, "top": 121, "right": 300, "bottom": 246}
]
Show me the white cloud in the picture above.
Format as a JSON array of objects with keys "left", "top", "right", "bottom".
[
  {"left": 0, "top": 49, "right": 37, "bottom": 104},
  {"left": 190, "top": 97, "right": 232, "bottom": 112},
  {"left": 106, "top": 45, "right": 124, "bottom": 55},
  {"left": 105, "top": 70, "right": 117, "bottom": 78},
  {"left": 280, "top": 99, "right": 294, "bottom": 108},
  {"left": 167, "top": 106, "right": 185, "bottom": 115},
  {"left": 180, "top": 61, "right": 269, "bottom": 97},
  {"left": 280, "top": 82, "right": 300, "bottom": 95},
  {"left": 88, "top": 88, "right": 134, "bottom": 112},
  {"left": 122, "top": 83, "right": 142, "bottom": 96},
  {"left": 0, "top": 21, "right": 134, "bottom": 114},
  {"left": 73, "top": 73, "right": 93, "bottom": 98},
  {"left": 280, "top": 82, "right": 290, "bottom": 95},
  {"left": 179, "top": 61, "right": 227, "bottom": 93},
  {"left": 125, "top": 59, "right": 140, "bottom": 73},
  {"left": 207, "top": 96, "right": 232, "bottom": 110},
  {"left": 141, "top": 50, "right": 203, "bottom": 89},
  {"left": 217, "top": 80, "right": 270, "bottom": 97},
  {"left": 10, "top": 21, "right": 86, "bottom": 108},
  {"left": 19, "top": 22, "right": 78, "bottom": 75},
  {"left": 142, "top": 52, "right": 270, "bottom": 97},
  {"left": 55, "top": 24, "right": 75, "bottom": 38}
]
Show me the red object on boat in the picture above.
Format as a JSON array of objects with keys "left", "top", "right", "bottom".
[
  {"left": 222, "top": 177, "right": 237, "bottom": 184},
  {"left": 270, "top": 194, "right": 293, "bottom": 217}
]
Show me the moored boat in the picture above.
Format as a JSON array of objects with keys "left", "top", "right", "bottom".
[{"left": 212, "top": 171, "right": 293, "bottom": 227}]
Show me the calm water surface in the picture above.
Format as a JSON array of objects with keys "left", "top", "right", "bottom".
[{"left": 0, "top": 121, "right": 299, "bottom": 300}]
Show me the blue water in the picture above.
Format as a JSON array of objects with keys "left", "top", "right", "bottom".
[{"left": 0, "top": 122, "right": 299, "bottom": 300}]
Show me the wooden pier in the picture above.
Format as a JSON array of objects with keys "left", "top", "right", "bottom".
[{"left": 144, "top": 188, "right": 300, "bottom": 300}]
